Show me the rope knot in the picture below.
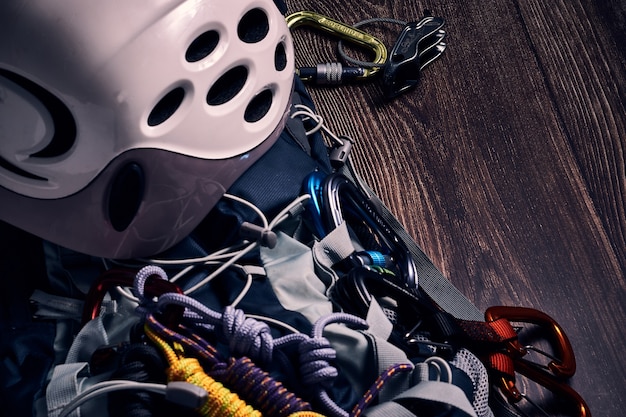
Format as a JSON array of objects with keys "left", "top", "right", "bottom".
[
  {"left": 221, "top": 306, "right": 274, "bottom": 364},
  {"left": 298, "top": 337, "right": 338, "bottom": 388},
  {"left": 133, "top": 265, "right": 170, "bottom": 319}
]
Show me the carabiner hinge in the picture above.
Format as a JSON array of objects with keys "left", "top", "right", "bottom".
[{"left": 286, "top": 11, "right": 388, "bottom": 82}]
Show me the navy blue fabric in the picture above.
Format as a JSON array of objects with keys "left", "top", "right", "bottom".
[
  {"left": 0, "top": 222, "right": 54, "bottom": 417},
  {"left": 0, "top": 323, "right": 55, "bottom": 417},
  {"left": 193, "top": 77, "right": 333, "bottom": 252}
]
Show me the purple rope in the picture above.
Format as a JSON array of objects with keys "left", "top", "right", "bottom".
[
  {"left": 312, "top": 313, "right": 369, "bottom": 338},
  {"left": 157, "top": 292, "right": 221, "bottom": 321},
  {"left": 156, "top": 289, "right": 322, "bottom": 366},
  {"left": 145, "top": 313, "right": 312, "bottom": 417},
  {"left": 134, "top": 265, "right": 169, "bottom": 297},
  {"left": 216, "top": 356, "right": 312, "bottom": 417},
  {"left": 133, "top": 265, "right": 170, "bottom": 318},
  {"left": 299, "top": 313, "right": 369, "bottom": 417},
  {"left": 134, "top": 266, "right": 378, "bottom": 417},
  {"left": 222, "top": 306, "right": 274, "bottom": 363},
  {"left": 350, "top": 363, "right": 414, "bottom": 417},
  {"left": 134, "top": 265, "right": 270, "bottom": 362},
  {"left": 299, "top": 337, "right": 338, "bottom": 387},
  {"left": 156, "top": 291, "right": 276, "bottom": 363}
]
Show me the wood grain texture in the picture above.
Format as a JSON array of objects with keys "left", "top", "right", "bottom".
[{"left": 287, "top": 0, "right": 625, "bottom": 415}]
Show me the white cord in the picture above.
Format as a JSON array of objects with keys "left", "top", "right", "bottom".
[
  {"left": 58, "top": 381, "right": 166, "bottom": 417},
  {"left": 142, "top": 193, "right": 269, "bottom": 267},
  {"left": 114, "top": 286, "right": 140, "bottom": 303},
  {"left": 183, "top": 242, "right": 258, "bottom": 295},
  {"left": 291, "top": 104, "right": 346, "bottom": 147},
  {"left": 269, "top": 194, "right": 311, "bottom": 229},
  {"left": 58, "top": 380, "right": 209, "bottom": 417},
  {"left": 223, "top": 193, "right": 270, "bottom": 229},
  {"left": 94, "top": 165, "right": 314, "bottom": 304},
  {"left": 229, "top": 269, "right": 253, "bottom": 308},
  {"left": 183, "top": 194, "right": 310, "bottom": 294},
  {"left": 173, "top": 194, "right": 309, "bottom": 295}
]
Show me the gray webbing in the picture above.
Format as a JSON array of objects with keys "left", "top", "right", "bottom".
[
  {"left": 341, "top": 159, "right": 523, "bottom": 417},
  {"left": 342, "top": 162, "right": 484, "bottom": 321},
  {"left": 363, "top": 381, "right": 478, "bottom": 417},
  {"left": 46, "top": 363, "right": 87, "bottom": 417}
]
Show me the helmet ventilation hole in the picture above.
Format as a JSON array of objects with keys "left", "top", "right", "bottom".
[
  {"left": 207, "top": 66, "right": 248, "bottom": 106},
  {"left": 274, "top": 42, "right": 287, "bottom": 71},
  {"left": 238, "top": 8, "right": 269, "bottom": 43},
  {"left": 244, "top": 89, "right": 273, "bottom": 123},
  {"left": 148, "top": 87, "right": 185, "bottom": 126},
  {"left": 186, "top": 30, "right": 220, "bottom": 62}
]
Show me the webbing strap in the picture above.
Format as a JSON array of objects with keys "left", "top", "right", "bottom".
[
  {"left": 365, "top": 333, "right": 413, "bottom": 402},
  {"left": 340, "top": 163, "right": 524, "bottom": 417},
  {"left": 64, "top": 316, "right": 108, "bottom": 364},
  {"left": 46, "top": 363, "right": 88, "bottom": 417},
  {"left": 360, "top": 401, "right": 415, "bottom": 417},
  {"left": 341, "top": 163, "right": 484, "bottom": 321},
  {"left": 313, "top": 222, "right": 357, "bottom": 272},
  {"left": 261, "top": 231, "right": 334, "bottom": 324},
  {"left": 363, "top": 381, "right": 478, "bottom": 417},
  {"left": 29, "top": 290, "right": 84, "bottom": 321},
  {"left": 364, "top": 297, "right": 394, "bottom": 340}
]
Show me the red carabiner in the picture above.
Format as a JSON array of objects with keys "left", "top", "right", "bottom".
[
  {"left": 485, "top": 306, "right": 591, "bottom": 417},
  {"left": 486, "top": 306, "right": 576, "bottom": 377},
  {"left": 82, "top": 268, "right": 184, "bottom": 326}
]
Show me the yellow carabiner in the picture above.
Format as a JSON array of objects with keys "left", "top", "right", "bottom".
[{"left": 286, "top": 11, "right": 387, "bottom": 81}]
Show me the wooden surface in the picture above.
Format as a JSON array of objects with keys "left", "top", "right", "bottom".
[{"left": 287, "top": 0, "right": 625, "bottom": 416}]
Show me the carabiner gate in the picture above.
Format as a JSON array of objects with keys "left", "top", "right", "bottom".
[{"left": 485, "top": 306, "right": 576, "bottom": 378}]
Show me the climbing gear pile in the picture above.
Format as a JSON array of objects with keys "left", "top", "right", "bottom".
[{"left": 2, "top": 6, "right": 591, "bottom": 417}]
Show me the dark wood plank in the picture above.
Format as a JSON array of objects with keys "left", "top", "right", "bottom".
[
  {"left": 515, "top": 0, "right": 626, "bottom": 271},
  {"left": 286, "top": 0, "right": 626, "bottom": 415}
]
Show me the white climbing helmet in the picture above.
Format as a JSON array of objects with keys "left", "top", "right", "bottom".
[{"left": 0, "top": 0, "right": 294, "bottom": 258}]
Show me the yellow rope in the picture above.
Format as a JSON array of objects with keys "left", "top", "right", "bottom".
[
  {"left": 170, "top": 357, "right": 261, "bottom": 417},
  {"left": 145, "top": 324, "right": 262, "bottom": 417},
  {"left": 287, "top": 412, "right": 329, "bottom": 417}
]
